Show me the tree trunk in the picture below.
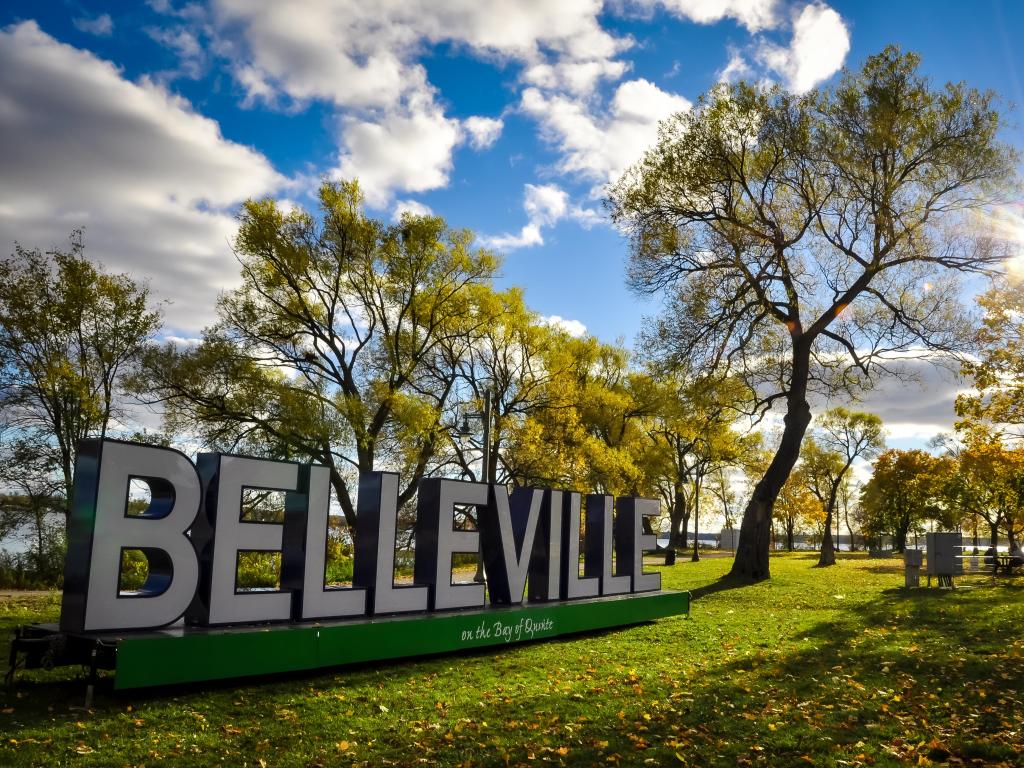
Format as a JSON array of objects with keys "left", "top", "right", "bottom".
[
  {"left": 818, "top": 509, "right": 836, "bottom": 566},
  {"left": 893, "top": 524, "right": 907, "bottom": 554},
  {"left": 691, "top": 480, "right": 701, "bottom": 562},
  {"left": 818, "top": 483, "right": 840, "bottom": 567},
  {"left": 668, "top": 491, "right": 689, "bottom": 549},
  {"left": 329, "top": 467, "right": 358, "bottom": 534},
  {"left": 731, "top": 344, "right": 814, "bottom": 580}
]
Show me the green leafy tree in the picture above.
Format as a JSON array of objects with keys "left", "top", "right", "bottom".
[
  {"left": 608, "top": 47, "right": 1018, "bottom": 579},
  {"left": 947, "top": 433, "right": 1024, "bottom": 551},
  {"left": 0, "top": 230, "right": 162, "bottom": 515},
  {"left": 642, "top": 374, "right": 753, "bottom": 561},
  {"left": 801, "top": 409, "right": 885, "bottom": 566},
  {"left": 446, "top": 292, "right": 579, "bottom": 486},
  {"left": 860, "top": 449, "right": 954, "bottom": 552},
  {"left": 503, "top": 337, "right": 655, "bottom": 497},
  {"left": 774, "top": 466, "right": 825, "bottom": 551},
  {"left": 0, "top": 431, "right": 65, "bottom": 583},
  {"left": 139, "top": 181, "right": 499, "bottom": 532},
  {"left": 957, "top": 277, "right": 1024, "bottom": 442}
]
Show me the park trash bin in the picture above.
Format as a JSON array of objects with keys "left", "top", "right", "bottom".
[{"left": 903, "top": 548, "right": 923, "bottom": 588}]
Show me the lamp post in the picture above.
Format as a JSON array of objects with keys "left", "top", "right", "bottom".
[
  {"left": 458, "top": 390, "right": 493, "bottom": 584},
  {"left": 458, "top": 389, "right": 492, "bottom": 483}
]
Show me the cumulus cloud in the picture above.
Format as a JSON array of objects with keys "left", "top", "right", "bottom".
[
  {"left": 481, "top": 183, "right": 600, "bottom": 251},
  {"left": 463, "top": 116, "right": 504, "bottom": 150},
  {"left": 521, "top": 58, "right": 629, "bottom": 96},
  {"left": 810, "top": 357, "right": 966, "bottom": 446},
  {"left": 211, "top": 0, "right": 629, "bottom": 109},
  {"left": 642, "top": 0, "right": 780, "bottom": 32},
  {"left": 334, "top": 96, "right": 463, "bottom": 208},
  {"left": 0, "top": 21, "right": 284, "bottom": 334},
  {"left": 718, "top": 48, "right": 754, "bottom": 83},
  {"left": 757, "top": 2, "right": 850, "bottom": 93},
  {"left": 542, "top": 315, "right": 587, "bottom": 337},
  {"left": 202, "top": 1, "right": 636, "bottom": 206},
  {"left": 392, "top": 199, "right": 434, "bottom": 220},
  {"left": 73, "top": 14, "right": 114, "bottom": 36},
  {"left": 521, "top": 78, "right": 690, "bottom": 187}
]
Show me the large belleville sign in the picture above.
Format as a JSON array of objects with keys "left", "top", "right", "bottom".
[{"left": 47, "top": 439, "right": 687, "bottom": 689}]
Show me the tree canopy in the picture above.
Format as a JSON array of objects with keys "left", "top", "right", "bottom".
[
  {"left": 608, "top": 46, "right": 1018, "bottom": 579},
  {"left": 0, "top": 230, "right": 161, "bottom": 514}
]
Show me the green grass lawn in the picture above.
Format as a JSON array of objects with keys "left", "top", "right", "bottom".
[{"left": 1, "top": 554, "right": 1022, "bottom": 767}]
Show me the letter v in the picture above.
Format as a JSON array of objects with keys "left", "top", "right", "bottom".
[{"left": 480, "top": 486, "right": 543, "bottom": 605}]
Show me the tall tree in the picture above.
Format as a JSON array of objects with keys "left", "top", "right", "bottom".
[
  {"left": 948, "top": 434, "right": 1024, "bottom": 551},
  {"left": 0, "top": 430, "right": 65, "bottom": 580},
  {"left": 957, "top": 276, "right": 1024, "bottom": 442},
  {"left": 608, "top": 47, "right": 1017, "bottom": 579},
  {"left": 140, "top": 181, "right": 499, "bottom": 531},
  {"left": 802, "top": 409, "right": 885, "bottom": 566},
  {"left": 0, "top": 231, "right": 162, "bottom": 515},
  {"left": 642, "top": 373, "right": 751, "bottom": 555},
  {"left": 860, "top": 449, "right": 953, "bottom": 552},
  {"left": 774, "top": 467, "right": 824, "bottom": 551},
  {"left": 503, "top": 337, "right": 655, "bottom": 497},
  {"left": 838, "top": 475, "right": 863, "bottom": 551}
]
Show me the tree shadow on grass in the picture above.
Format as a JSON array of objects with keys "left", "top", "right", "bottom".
[{"left": 688, "top": 573, "right": 757, "bottom": 601}]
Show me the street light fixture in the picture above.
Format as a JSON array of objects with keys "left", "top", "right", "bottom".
[{"left": 458, "top": 390, "right": 492, "bottom": 483}]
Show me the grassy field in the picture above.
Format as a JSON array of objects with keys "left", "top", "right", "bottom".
[{"left": 1, "top": 553, "right": 1022, "bottom": 767}]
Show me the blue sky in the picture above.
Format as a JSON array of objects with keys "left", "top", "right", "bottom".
[{"left": 1, "top": 0, "right": 1022, "bottom": 447}]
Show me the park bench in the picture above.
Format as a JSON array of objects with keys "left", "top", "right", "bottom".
[{"left": 991, "top": 551, "right": 1023, "bottom": 576}]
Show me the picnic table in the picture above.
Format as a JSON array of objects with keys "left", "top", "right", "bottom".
[{"left": 992, "top": 551, "right": 1023, "bottom": 575}]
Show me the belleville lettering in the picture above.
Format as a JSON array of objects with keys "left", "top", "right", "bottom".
[{"left": 60, "top": 439, "right": 661, "bottom": 633}]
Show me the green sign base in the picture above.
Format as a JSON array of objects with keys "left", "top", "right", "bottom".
[{"left": 73, "top": 590, "right": 688, "bottom": 689}]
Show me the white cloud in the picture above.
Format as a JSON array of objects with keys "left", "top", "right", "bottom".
[
  {"left": 463, "top": 116, "right": 504, "bottom": 150},
  {"left": 334, "top": 96, "right": 462, "bottom": 208},
  {"left": 543, "top": 315, "right": 587, "bottom": 337},
  {"left": 718, "top": 48, "right": 754, "bottom": 83},
  {"left": 483, "top": 223, "right": 545, "bottom": 251},
  {"left": 635, "top": 0, "right": 779, "bottom": 32},
  {"left": 73, "top": 14, "right": 114, "bottom": 36},
  {"left": 521, "top": 78, "right": 690, "bottom": 188},
  {"left": 526, "top": 184, "right": 569, "bottom": 226},
  {"left": 757, "top": 3, "right": 850, "bottom": 94},
  {"left": 809, "top": 357, "right": 965, "bottom": 447},
  {"left": 205, "top": 1, "right": 635, "bottom": 205},
  {"left": 481, "top": 183, "right": 600, "bottom": 251},
  {"left": 392, "top": 199, "right": 434, "bottom": 220},
  {"left": 146, "top": 26, "right": 206, "bottom": 79},
  {"left": 0, "top": 21, "right": 284, "bottom": 334},
  {"left": 165, "top": 335, "right": 203, "bottom": 347},
  {"left": 147, "top": 1, "right": 206, "bottom": 21},
  {"left": 522, "top": 58, "right": 629, "bottom": 96},
  {"left": 211, "top": 1, "right": 629, "bottom": 109}
]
